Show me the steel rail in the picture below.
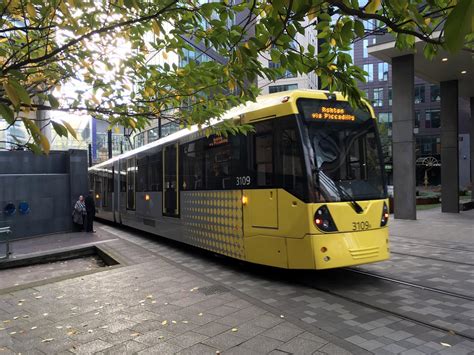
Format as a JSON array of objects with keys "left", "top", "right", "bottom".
[{"left": 345, "top": 268, "right": 474, "bottom": 302}]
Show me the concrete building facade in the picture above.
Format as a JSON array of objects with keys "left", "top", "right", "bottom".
[{"left": 355, "top": 23, "right": 471, "bottom": 189}]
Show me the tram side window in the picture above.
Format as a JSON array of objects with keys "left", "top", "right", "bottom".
[
  {"left": 252, "top": 121, "right": 274, "bottom": 187},
  {"left": 136, "top": 157, "right": 148, "bottom": 192},
  {"left": 108, "top": 171, "right": 114, "bottom": 192},
  {"left": 119, "top": 161, "right": 127, "bottom": 192},
  {"left": 204, "top": 135, "right": 241, "bottom": 190},
  {"left": 181, "top": 140, "right": 204, "bottom": 190},
  {"left": 126, "top": 158, "right": 136, "bottom": 210},
  {"left": 148, "top": 152, "right": 162, "bottom": 191},
  {"left": 278, "top": 123, "right": 305, "bottom": 199}
]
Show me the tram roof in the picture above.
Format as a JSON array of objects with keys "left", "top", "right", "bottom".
[{"left": 90, "top": 89, "right": 371, "bottom": 170}]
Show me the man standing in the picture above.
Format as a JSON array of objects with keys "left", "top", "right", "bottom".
[{"left": 84, "top": 191, "right": 96, "bottom": 233}]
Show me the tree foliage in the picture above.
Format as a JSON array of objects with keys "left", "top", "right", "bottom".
[{"left": 0, "top": 0, "right": 472, "bottom": 153}]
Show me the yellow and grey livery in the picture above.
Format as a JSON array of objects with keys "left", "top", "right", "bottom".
[{"left": 90, "top": 89, "right": 390, "bottom": 270}]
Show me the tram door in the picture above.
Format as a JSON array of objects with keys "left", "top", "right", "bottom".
[{"left": 163, "top": 143, "right": 179, "bottom": 217}]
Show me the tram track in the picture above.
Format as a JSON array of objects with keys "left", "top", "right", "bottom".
[
  {"left": 390, "top": 250, "right": 474, "bottom": 267},
  {"left": 301, "top": 268, "right": 474, "bottom": 342},
  {"left": 391, "top": 238, "right": 474, "bottom": 254},
  {"left": 344, "top": 267, "right": 474, "bottom": 301},
  {"left": 304, "top": 279, "right": 474, "bottom": 342}
]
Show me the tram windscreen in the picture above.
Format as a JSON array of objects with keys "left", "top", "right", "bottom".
[{"left": 298, "top": 98, "right": 386, "bottom": 202}]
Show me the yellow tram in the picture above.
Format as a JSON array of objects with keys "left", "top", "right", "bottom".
[{"left": 89, "top": 90, "right": 390, "bottom": 269}]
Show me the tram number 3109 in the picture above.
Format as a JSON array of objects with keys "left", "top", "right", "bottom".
[
  {"left": 236, "top": 176, "right": 251, "bottom": 186},
  {"left": 352, "top": 221, "right": 371, "bottom": 231}
]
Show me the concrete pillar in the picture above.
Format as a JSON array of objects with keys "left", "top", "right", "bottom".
[
  {"left": 392, "top": 55, "right": 416, "bottom": 220},
  {"left": 470, "top": 97, "right": 474, "bottom": 201},
  {"left": 440, "top": 80, "right": 459, "bottom": 213}
]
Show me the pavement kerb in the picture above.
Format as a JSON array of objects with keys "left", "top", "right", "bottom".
[{"left": 0, "top": 244, "right": 124, "bottom": 296}]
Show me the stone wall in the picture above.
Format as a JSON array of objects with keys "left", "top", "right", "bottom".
[{"left": 0, "top": 150, "right": 88, "bottom": 239}]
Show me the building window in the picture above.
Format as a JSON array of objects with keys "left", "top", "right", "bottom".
[
  {"left": 388, "top": 87, "right": 392, "bottom": 106},
  {"left": 373, "top": 88, "right": 383, "bottom": 107},
  {"left": 269, "top": 84, "right": 298, "bottom": 93},
  {"left": 425, "top": 110, "right": 440, "bottom": 128},
  {"left": 148, "top": 128, "right": 159, "bottom": 143},
  {"left": 417, "top": 136, "right": 441, "bottom": 156},
  {"left": 378, "top": 112, "right": 392, "bottom": 129},
  {"left": 415, "top": 110, "right": 420, "bottom": 129},
  {"left": 268, "top": 61, "right": 295, "bottom": 79},
  {"left": 363, "top": 64, "right": 373, "bottom": 82},
  {"left": 134, "top": 132, "right": 145, "bottom": 148},
  {"left": 378, "top": 62, "right": 388, "bottom": 81},
  {"left": 430, "top": 84, "right": 440, "bottom": 102},
  {"left": 414, "top": 84, "right": 425, "bottom": 104},
  {"left": 363, "top": 39, "right": 368, "bottom": 58}
]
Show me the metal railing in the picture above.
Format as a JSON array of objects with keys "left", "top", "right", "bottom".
[{"left": 0, "top": 226, "right": 11, "bottom": 260}]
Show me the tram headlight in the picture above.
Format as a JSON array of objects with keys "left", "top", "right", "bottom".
[
  {"left": 380, "top": 202, "right": 389, "bottom": 227},
  {"left": 314, "top": 205, "right": 338, "bottom": 232}
]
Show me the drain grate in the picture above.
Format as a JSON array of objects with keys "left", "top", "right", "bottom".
[{"left": 197, "top": 284, "right": 229, "bottom": 296}]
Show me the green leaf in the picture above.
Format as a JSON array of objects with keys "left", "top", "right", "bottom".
[
  {"left": 0, "top": 103, "right": 15, "bottom": 124},
  {"left": 9, "top": 78, "right": 31, "bottom": 106},
  {"left": 3, "top": 82, "right": 20, "bottom": 107},
  {"left": 341, "top": 21, "right": 353, "bottom": 43},
  {"left": 444, "top": 0, "right": 474, "bottom": 53},
  {"left": 48, "top": 94, "right": 60, "bottom": 109},
  {"left": 354, "top": 20, "right": 365, "bottom": 38},
  {"left": 62, "top": 120, "right": 78, "bottom": 139},
  {"left": 51, "top": 121, "right": 68, "bottom": 137}
]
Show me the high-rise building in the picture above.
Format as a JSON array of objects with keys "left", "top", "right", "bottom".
[{"left": 258, "top": 18, "right": 318, "bottom": 94}]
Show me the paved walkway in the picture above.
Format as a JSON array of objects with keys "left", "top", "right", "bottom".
[
  {"left": 0, "top": 234, "right": 358, "bottom": 354},
  {"left": 0, "top": 208, "right": 473, "bottom": 354}
]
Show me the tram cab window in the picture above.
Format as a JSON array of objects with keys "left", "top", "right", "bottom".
[
  {"left": 147, "top": 151, "right": 162, "bottom": 191},
  {"left": 182, "top": 141, "right": 204, "bottom": 190},
  {"left": 252, "top": 121, "right": 274, "bottom": 187},
  {"left": 136, "top": 157, "right": 148, "bottom": 192},
  {"left": 204, "top": 135, "right": 241, "bottom": 190}
]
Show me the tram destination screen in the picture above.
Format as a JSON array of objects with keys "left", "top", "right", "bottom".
[{"left": 298, "top": 99, "right": 371, "bottom": 124}]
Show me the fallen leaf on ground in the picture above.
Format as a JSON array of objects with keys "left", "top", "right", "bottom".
[
  {"left": 146, "top": 295, "right": 153, "bottom": 299},
  {"left": 231, "top": 328, "right": 238, "bottom": 332},
  {"left": 9, "top": 332, "right": 16, "bottom": 335},
  {"left": 35, "top": 296, "right": 42, "bottom": 299},
  {"left": 41, "top": 338, "right": 54, "bottom": 343},
  {"left": 30, "top": 326, "right": 37, "bottom": 330},
  {"left": 161, "top": 320, "right": 168, "bottom": 325}
]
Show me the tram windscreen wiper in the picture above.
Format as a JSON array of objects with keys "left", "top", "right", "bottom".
[{"left": 315, "top": 169, "right": 364, "bottom": 214}]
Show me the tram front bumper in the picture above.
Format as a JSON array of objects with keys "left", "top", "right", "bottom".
[{"left": 310, "top": 228, "right": 390, "bottom": 270}]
